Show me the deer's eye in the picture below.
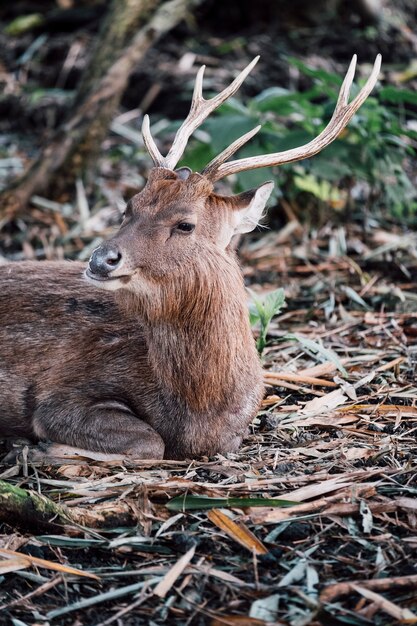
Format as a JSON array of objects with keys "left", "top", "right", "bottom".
[
  {"left": 122, "top": 203, "right": 133, "bottom": 220},
  {"left": 175, "top": 222, "right": 195, "bottom": 233}
]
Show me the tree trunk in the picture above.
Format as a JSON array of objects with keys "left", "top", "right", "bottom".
[
  {"left": 0, "top": 0, "right": 202, "bottom": 217},
  {"left": 0, "top": 479, "right": 139, "bottom": 531}
]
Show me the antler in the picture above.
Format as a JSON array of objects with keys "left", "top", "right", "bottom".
[
  {"left": 141, "top": 57, "right": 260, "bottom": 171},
  {"left": 202, "top": 54, "right": 381, "bottom": 182}
]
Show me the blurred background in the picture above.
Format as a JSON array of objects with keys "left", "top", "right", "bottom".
[{"left": 0, "top": 0, "right": 416, "bottom": 305}]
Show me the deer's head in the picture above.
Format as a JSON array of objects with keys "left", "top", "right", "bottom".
[{"left": 86, "top": 55, "right": 381, "bottom": 308}]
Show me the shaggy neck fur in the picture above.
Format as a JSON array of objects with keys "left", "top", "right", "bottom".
[{"left": 119, "top": 250, "right": 262, "bottom": 415}]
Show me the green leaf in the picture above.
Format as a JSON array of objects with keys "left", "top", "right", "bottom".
[
  {"left": 285, "top": 334, "right": 348, "bottom": 377},
  {"left": 288, "top": 57, "right": 342, "bottom": 87},
  {"left": 248, "top": 288, "right": 286, "bottom": 355},
  {"left": 341, "top": 286, "right": 372, "bottom": 310},
  {"left": 26, "top": 88, "right": 72, "bottom": 106},
  {"left": 249, "top": 305, "right": 260, "bottom": 327},
  {"left": 294, "top": 173, "right": 342, "bottom": 202},
  {"left": 263, "top": 289, "right": 286, "bottom": 321},
  {"left": 46, "top": 579, "right": 160, "bottom": 619},
  {"left": 37, "top": 536, "right": 105, "bottom": 548},
  {"left": 166, "top": 495, "right": 297, "bottom": 511},
  {"left": 247, "top": 288, "right": 267, "bottom": 326},
  {"left": 205, "top": 115, "right": 259, "bottom": 153},
  {"left": 379, "top": 86, "right": 417, "bottom": 106},
  {"left": 4, "top": 14, "right": 43, "bottom": 36},
  {"left": 179, "top": 141, "right": 215, "bottom": 172}
]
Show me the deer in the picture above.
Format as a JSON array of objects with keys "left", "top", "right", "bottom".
[{"left": 0, "top": 55, "right": 380, "bottom": 462}]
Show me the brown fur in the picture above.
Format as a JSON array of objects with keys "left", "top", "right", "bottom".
[{"left": 0, "top": 168, "right": 265, "bottom": 460}]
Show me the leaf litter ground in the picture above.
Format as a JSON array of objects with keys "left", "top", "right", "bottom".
[{"left": 0, "top": 210, "right": 416, "bottom": 626}]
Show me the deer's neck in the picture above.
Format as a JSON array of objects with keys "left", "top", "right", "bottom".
[{"left": 144, "top": 253, "right": 262, "bottom": 414}]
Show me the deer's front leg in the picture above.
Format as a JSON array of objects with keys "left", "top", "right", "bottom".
[{"left": 32, "top": 399, "right": 165, "bottom": 460}]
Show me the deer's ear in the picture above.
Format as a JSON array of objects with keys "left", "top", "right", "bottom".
[
  {"left": 232, "top": 181, "right": 274, "bottom": 235},
  {"left": 175, "top": 166, "right": 192, "bottom": 181}
]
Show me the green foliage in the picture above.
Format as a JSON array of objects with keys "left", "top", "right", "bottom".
[
  {"left": 4, "top": 14, "right": 44, "bottom": 36},
  {"left": 248, "top": 288, "right": 286, "bottom": 354},
  {"left": 285, "top": 333, "right": 348, "bottom": 377},
  {"left": 167, "top": 494, "right": 296, "bottom": 511},
  {"left": 181, "top": 59, "right": 417, "bottom": 219}
]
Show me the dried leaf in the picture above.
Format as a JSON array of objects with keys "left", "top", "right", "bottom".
[
  {"left": 0, "top": 548, "right": 100, "bottom": 580},
  {"left": 207, "top": 509, "right": 268, "bottom": 555},
  {"left": 352, "top": 585, "right": 417, "bottom": 623},
  {"left": 278, "top": 560, "right": 307, "bottom": 587},
  {"left": 46, "top": 579, "right": 159, "bottom": 619},
  {"left": 0, "top": 556, "right": 30, "bottom": 574},
  {"left": 211, "top": 618, "right": 268, "bottom": 626},
  {"left": 283, "top": 413, "right": 359, "bottom": 427},
  {"left": 249, "top": 593, "right": 280, "bottom": 620},
  {"left": 359, "top": 500, "right": 373, "bottom": 533},
  {"left": 281, "top": 477, "right": 354, "bottom": 502},
  {"left": 264, "top": 371, "right": 337, "bottom": 387},
  {"left": 343, "top": 447, "right": 374, "bottom": 461},
  {"left": 299, "top": 388, "right": 348, "bottom": 417},
  {"left": 153, "top": 544, "right": 196, "bottom": 598}
]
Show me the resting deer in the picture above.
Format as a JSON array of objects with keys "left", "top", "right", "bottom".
[{"left": 0, "top": 55, "right": 380, "bottom": 461}]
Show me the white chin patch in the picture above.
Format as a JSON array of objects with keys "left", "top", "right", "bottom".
[{"left": 83, "top": 270, "right": 126, "bottom": 291}]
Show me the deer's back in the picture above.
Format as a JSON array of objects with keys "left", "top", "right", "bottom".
[
  {"left": 0, "top": 261, "right": 151, "bottom": 436},
  {"left": 0, "top": 261, "right": 144, "bottom": 361}
]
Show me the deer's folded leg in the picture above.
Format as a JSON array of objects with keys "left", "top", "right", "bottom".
[{"left": 31, "top": 400, "right": 165, "bottom": 461}]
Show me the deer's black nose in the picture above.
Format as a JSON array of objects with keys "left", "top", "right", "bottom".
[{"left": 89, "top": 244, "right": 122, "bottom": 277}]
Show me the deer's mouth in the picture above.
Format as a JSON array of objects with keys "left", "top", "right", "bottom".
[{"left": 84, "top": 268, "right": 131, "bottom": 286}]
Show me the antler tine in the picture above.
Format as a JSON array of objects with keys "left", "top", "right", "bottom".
[
  {"left": 202, "top": 125, "right": 262, "bottom": 178},
  {"left": 142, "top": 114, "right": 167, "bottom": 168},
  {"left": 350, "top": 53, "right": 381, "bottom": 109},
  {"left": 140, "top": 58, "right": 259, "bottom": 170},
  {"left": 161, "top": 56, "right": 259, "bottom": 170},
  {"left": 338, "top": 54, "right": 357, "bottom": 107},
  {"left": 207, "top": 54, "right": 382, "bottom": 183},
  {"left": 192, "top": 65, "right": 206, "bottom": 105}
]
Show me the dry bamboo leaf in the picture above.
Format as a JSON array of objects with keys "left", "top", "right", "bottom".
[
  {"left": 359, "top": 500, "right": 373, "bottom": 533},
  {"left": 0, "top": 555, "right": 31, "bottom": 574},
  {"left": 279, "top": 477, "right": 354, "bottom": 502},
  {"left": 210, "top": 617, "right": 269, "bottom": 626},
  {"left": 342, "top": 447, "right": 374, "bottom": 461},
  {"left": 321, "top": 574, "right": 417, "bottom": 603},
  {"left": 33, "top": 443, "right": 126, "bottom": 462},
  {"left": 284, "top": 413, "right": 359, "bottom": 427},
  {"left": 352, "top": 584, "right": 417, "bottom": 623},
  {"left": 191, "top": 564, "right": 249, "bottom": 586},
  {"left": 337, "top": 404, "right": 417, "bottom": 417},
  {"left": 264, "top": 372, "right": 337, "bottom": 387},
  {"left": 250, "top": 593, "right": 280, "bottom": 620},
  {"left": 299, "top": 388, "right": 348, "bottom": 417},
  {"left": 278, "top": 560, "right": 307, "bottom": 587},
  {"left": 261, "top": 394, "right": 283, "bottom": 407},
  {"left": 403, "top": 538, "right": 417, "bottom": 547},
  {"left": 250, "top": 498, "right": 397, "bottom": 525},
  {"left": 375, "top": 356, "right": 406, "bottom": 372},
  {"left": 325, "top": 501, "right": 396, "bottom": 517},
  {"left": 0, "top": 548, "right": 100, "bottom": 580},
  {"left": 298, "top": 360, "right": 347, "bottom": 377},
  {"left": 249, "top": 485, "right": 377, "bottom": 524},
  {"left": 395, "top": 497, "right": 417, "bottom": 511},
  {"left": 153, "top": 544, "right": 196, "bottom": 598},
  {"left": 207, "top": 509, "right": 268, "bottom": 555}
]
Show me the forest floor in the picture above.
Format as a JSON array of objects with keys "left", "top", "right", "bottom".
[
  {"left": 1, "top": 2, "right": 417, "bottom": 625},
  {"left": 1, "top": 218, "right": 417, "bottom": 626}
]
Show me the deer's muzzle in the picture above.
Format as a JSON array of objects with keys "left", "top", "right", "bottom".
[{"left": 88, "top": 243, "right": 123, "bottom": 278}]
